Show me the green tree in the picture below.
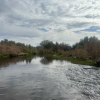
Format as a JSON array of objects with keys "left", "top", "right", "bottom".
[{"left": 40, "top": 40, "right": 54, "bottom": 49}]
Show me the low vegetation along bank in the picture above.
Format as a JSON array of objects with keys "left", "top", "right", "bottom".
[
  {"left": 0, "top": 39, "right": 37, "bottom": 59},
  {"left": 0, "top": 36, "right": 100, "bottom": 67},
  {"left": 38, "top": 36, "right": 100, "bottom": 67},
  {"left": 0, "top": 53, "right": 36, "bottom": 59},
  {"left": 53, "top": 55, "right": 97, "bottom": 66}
]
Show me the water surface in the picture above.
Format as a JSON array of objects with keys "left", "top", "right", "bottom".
[{"left": 0, "top": 56, "right": 100, "bottom": 100}]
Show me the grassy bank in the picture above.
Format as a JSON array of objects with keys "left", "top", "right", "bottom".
[
  {"left": 0, "top": 55, "right": 8, "bottom": 59},
  {"left": 0, "top": 53, "right": 37, "bottom": 59},
  {"left": 0, "top": 53, "right": 98, "bottom": 67},
  {"left": 53, "top": 55, "right": 97, "bottom": 66}
]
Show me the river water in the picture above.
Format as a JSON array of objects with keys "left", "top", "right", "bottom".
[{"left": 0, "top": 56, "right": 100, "bottom": 100}]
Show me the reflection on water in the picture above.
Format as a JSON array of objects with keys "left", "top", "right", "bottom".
[
  {"left": 0, "top": 56, "right": 36, "bottom": 68},
  {"left": 40, "top": 56, "right": 53, "bottom": 65},
  {"left": 0, "top": 56, "right": 100, "bottom": 100},
  {"left": 40, "top": 56, "right": 65, "bottom": 65}
]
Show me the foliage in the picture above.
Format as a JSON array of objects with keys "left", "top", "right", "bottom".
[
  {"left": 0, "top": 39, "right": 36, "bottom": 56},
  {"left": 39, "top": 40, "right": 71, "bottom": 52},
  {"left": 38, "top": 36, "right": 100, "bottom": 66},
  {"left": 1, "top": 36, "right": 100, "bottom": 66},
  {"left": 40, "top": 40, "right": 54, "bottom": 49}
]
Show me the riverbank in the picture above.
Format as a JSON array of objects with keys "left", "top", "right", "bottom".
[
  {"left": 53, "top": 55, "right": 98, "bottom": 67},
  {"left": 0, "top": 53, "right": 37, "bottom": 59},
  {"left": 0, "top": 53, "right": 99, "bottom": 67}
]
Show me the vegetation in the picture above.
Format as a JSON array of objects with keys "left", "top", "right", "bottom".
[
  {"left": 53, "top": 55, "right": 97, "bottom": 66},
  {"left": 37, "top": 36, "right": 100, "bottom": 66},
  {"left": 0, "top": 39, "right": 37, "bottom": 58},
  {"left": 1, "top": 36, "right": 100, "bottom": 66}
]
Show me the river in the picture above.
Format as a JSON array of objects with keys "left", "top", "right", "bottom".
[{"left": 0, "top": 56, "right": 100, "bottom": 100}]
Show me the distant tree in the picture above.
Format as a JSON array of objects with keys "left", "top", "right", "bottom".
[
  {"left": 54, "top": 42, "right": 59, "bottom": 52},
  {"left": 4, "top": 39, "right": 8, "bottom": 42},
  {"left": 40, "top": 40, "right": 54, "bottom": 49},
  {"left": 78, "top": 39, "right": 84, "bottom": 47},
  {"left": 72, "top": 43, "right": 79, "bottom": 49},
  {"left": 84, "top": 36, "right": 88, "bottom": 43}
]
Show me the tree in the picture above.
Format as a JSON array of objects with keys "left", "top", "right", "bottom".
[
  {"left": 84, "top": 36, "right": 88, "bottom": 43},
  {"left": 40, "top": 40, "right": 54, "bottom": 49}
]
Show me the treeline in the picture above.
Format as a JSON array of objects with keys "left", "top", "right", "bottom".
[
  {"left": 37, "top": 36, "right": 100, "bottom": 62},
  {"left": 1, "top": 36, "right": 100, "bottom": 62},
  {"left": 71, "top": 36, "right": 100, "bottom": 61},
  {"left": 0, "top": 39, "right": 36, "bottom": 56},
  {"left": 37, "top": 40, "right": 71, "bottom": 55}
]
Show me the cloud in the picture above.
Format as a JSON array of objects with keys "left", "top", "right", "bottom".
[
  {"left": 0, "top": 0, "right": 100, "bottom": 46},
  {"left": 66, "top": 22, "right": 91, "bottom": 29}
]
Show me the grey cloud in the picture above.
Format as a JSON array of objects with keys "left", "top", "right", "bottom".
[
  {"left": 0, "top": 0, "right": 100, "bottom": 46},
  {"left": 54, "top": 28, "right": 64, "bottom": 32},
  {"left": 27, "top": 19, "right": 54, "bottom": 27},
  {"left": 34, "top": 0, "right": 42, "bottom": 4},
  {"left": 6, "top": 15, "right": 54, "bottom": 27},
  {"left": 1, "top": 33, "right": 39, "bottom": 38},
  {"left": 48, "top": 6, "right": 66, "bottom": 17},
  {"left": 0, "top": 0, "right": 24, "bottom": 24},
  {"left": 0, "top": 0, "right": 55, "bottom": 27},
  {"left": 0, "top": 0, "right": 73, "bottom": 28},
  {"left": 0, "top": 0, "right": 18, "bottom": 13},
  {"left": 84, "top": 15, "right": 100, "bottom": 19},
  {"left": 67, "top": 22, "right": 91, "bottom": 29},
  {"left": 0, "top": 23, "right": 42, "bottom": 38},
  {"left": 41, "top": 3, "right": 46, "bottom": 11},
  {"left": 7, "top": 14, "right": 24, "bottom": 24},
  {"left": 0, "top": 33, "right": 32, "bottom": 38},
  {"left": 45, "top": 4, "right": 74, "bottom": 18},
  {"left": 0, "top": 0, "right": 8, "bottom": 13}
]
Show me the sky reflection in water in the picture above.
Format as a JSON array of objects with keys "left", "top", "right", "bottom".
[{"left": 0, "top": 56, "right": 100, "bottom": 100}]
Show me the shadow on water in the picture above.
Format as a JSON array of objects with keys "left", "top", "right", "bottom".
[{"left": 0, "top": 56, "right": 36, "bottom": 68}]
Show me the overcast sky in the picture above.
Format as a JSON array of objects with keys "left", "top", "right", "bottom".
[{"left": 0, "top": 0, "right": 100, "bottom": 46}]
